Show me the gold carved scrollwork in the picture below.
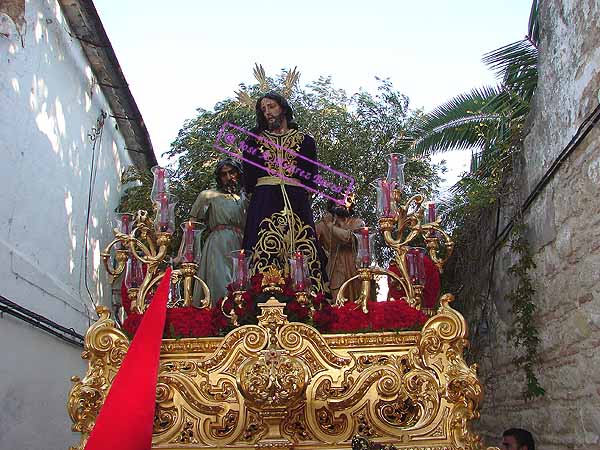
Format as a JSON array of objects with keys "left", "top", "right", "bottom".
[
  {"left": 316, "top": 406, "right": 348, "bottom": 436},
  {"left": 67, "top": 306, "right": 130, "bottom": 450},
  {"left": 242, "top": 409, "right": 268, "bottom": 442},
  {"left": 279, "top": 323, "right": 353, "bottom": 367},
  {"left": 281, "top": 404, "right": 314, "bottom": 443},
  {"left": 68, "top": 291, "right": 486, "bottom": 450},
  {"left": 376, "top": 397, "right": 420, "bottom": 428}
]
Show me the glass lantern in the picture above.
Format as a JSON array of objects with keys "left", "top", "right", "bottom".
[
  {"left": 372, "top": 178, "right": 396, "bottom": 218},
  {"left": 289, "top": 251, "right": 311, "bottom": 292},
  {"left": 386, "top": 153, "right": 406, "bottom": 192},
  {"left": 177, "top": 221, "right": 205, "bottom": 263},
  {"left": 230, "top": 250, "right": 251, "bottom": 291},
  {"left": 423, "top": 202, "right": 436, "bottom": 223},
  {"left": 124, "top": 255, "right": 144, "bottom": 289},
  {"left": 113, "top": 213, "right": 133, "bottom": 249},
  {"left": 353, "top": 227, "right": 376, "bottom": 269},
  {"left": 405, "top": 247, "right": 426, "bottom": 285},
  {"left": 150, "top": 166, "right": 172, "bottom": 203},
  {"left": 153, "top": 193, "right": 178, "bottom": 233}
]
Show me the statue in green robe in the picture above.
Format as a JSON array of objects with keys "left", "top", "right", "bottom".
[{"left": 190, "top": 159, "right": 248, "bottom": 305}]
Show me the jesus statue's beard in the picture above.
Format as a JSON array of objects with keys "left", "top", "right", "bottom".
[{"left": 267, "top": 114, "right": 284, "bottom": 131}]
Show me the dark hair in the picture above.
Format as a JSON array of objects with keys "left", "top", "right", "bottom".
[
  {"left": 214, "top": 158, "right": 242, "bottom": 189},
  {"left": 503, "top": 428, "right": 535, "bottom": 450},
  {"left": 254, "top": 92, "right": 298, "bottom": 132},
  {"left": 326, "top": 199, "right": 355, "bottom": 218}
]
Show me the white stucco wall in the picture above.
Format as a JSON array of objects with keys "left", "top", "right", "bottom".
[
  {"left": 0, "top": 315, "right": 86, "bottom": 450},
  {"left": 0, "top": 1, "right": 142, "bottom": 449},
  {"left": 0, "top": 0, "right": 133, "bottom": 333}
]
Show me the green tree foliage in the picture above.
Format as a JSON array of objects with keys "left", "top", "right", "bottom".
[{"left": 119, "top": 73, "right": 442, "bottom": 262}]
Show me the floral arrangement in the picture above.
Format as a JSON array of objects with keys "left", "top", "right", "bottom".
[
  {"left": 216, "top": 274, "right": 327, "bottom": 329},
  {"left": 121, "top": 271, "right": 433, "bottom": 338}
]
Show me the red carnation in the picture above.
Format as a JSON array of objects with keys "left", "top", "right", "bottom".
[
  {"left": 122, "top": 313, "right": 143, "bottom": 337},
  {"left": 313, "top": 304, "right": 335, "bottom": 332},
  {"left": 286, "top": 300, "right": 309, "bottom": 322},
  {"left": 282, "top": 285, "right": 296, "bottom": 297},
  {"left": 249, "top": 274, "right": 263, "bottom": 295}
]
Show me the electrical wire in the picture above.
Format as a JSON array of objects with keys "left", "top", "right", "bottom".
[
  {"left": 81, "top": 110, "right": 107, "bottom": 323},
  {"left": 0, "top": 294, "right": 84, "bottom": 347}
]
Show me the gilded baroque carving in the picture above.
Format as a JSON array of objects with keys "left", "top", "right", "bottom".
[
  {"left": 68, "top": 296, "right": 485, "bottom": 449},
  {"left": 67, "top": 306, "right": 129, "bottom": 450}
]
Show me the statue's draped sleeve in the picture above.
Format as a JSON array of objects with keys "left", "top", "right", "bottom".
[{"left": 189, "top": 191, "right": 209, "bottom": 221}]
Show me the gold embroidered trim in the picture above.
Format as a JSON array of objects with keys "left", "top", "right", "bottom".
[
  {"left": 257, "top": 130, "right": 305, "bottom": 178},
  {"left": 251, "top": 208, "right": 324, "bottom": 292}
]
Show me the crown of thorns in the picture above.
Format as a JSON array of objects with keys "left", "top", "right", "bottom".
[{"left": 235, "top": 63, "right": 300, "bottom": 110}]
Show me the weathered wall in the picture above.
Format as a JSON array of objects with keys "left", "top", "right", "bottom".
[
  {"left": 0, "top": 0, "right": 131, "bottom": 331},
  {"left": 471, "top": 1, "right": 600, "bottom": 449},
  {"left": 0, "top": 0, "right": 137, "bottom": 449}
]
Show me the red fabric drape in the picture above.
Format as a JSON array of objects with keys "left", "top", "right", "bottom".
[{"left": 84, "top": 268, "right": 172, "bottom": 450}]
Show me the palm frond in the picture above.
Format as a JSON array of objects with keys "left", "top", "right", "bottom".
[
  {"left": 411, "top": 114, "right": 502, "bottom": 155},
  {"left": 415, "top": 86, "right": 502, "bottom": 133},
  {"left": 409, "top": 86, "right": 503, "bottom": 155},
  {"left": 528, "top": 0, "right": 540, "bottom": 47},
  {"left": 483, "top": 40, "right": 538, "bottom": 103}
]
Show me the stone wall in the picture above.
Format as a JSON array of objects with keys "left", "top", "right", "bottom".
[{"left": 470, "top": 1, "right": 600, "bottom": 449}]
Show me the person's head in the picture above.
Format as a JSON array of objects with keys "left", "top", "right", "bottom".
[
  {"left": 502, "top": 428, "right": 535, "bottom": 450},
  {"left": 214, "top": 158, "right": 242, "bottom": 193},
  {"left": 255, "top": 92, "right": 297, "bottom": 132},
  {"left": 326, "top": 193, "right": 356, "bottom": 218}
]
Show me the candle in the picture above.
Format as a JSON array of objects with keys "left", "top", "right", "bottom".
[
  {"left": 125, "top": 255, "right": 143, "bottom": 288},
  {"left": 389, "top": 154, "right": 398, "bottom": 182},
  {"left": 428, "top": 202, "right": 436, "bottom": 223},
  {"left": 382, "top": 180, "right": 391, "bottom": 217},
  {"left": 183, "top": 221, "right": 194, "bottom": 262},
  {"left": 156, "top": 168, "right": 165, "bottom": 195},
  {"left": 159, "top": 194, "right": 169, "bottom": 231},
  {"left": 406, "top": 248, "right": 426, "bottom": 285},
  {"left": 406, "top": 251, "right": 416, "bottom": 283},
  {"left": 116, "top": 214, "right": 131, "bottom": 250},
  {"left": 237, "top": 250, "right": 247, "bottom": 290},
  {"left": 360, "top": 227, "right": 370, "bottom": 266},
  {"left": 294, "top": 251, "right": 305, "bottom": 291},
  {"left": 122, "top": 214, "right": 131, "bottom": 234}
]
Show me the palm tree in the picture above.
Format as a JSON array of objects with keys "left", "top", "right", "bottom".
[{"left": 408, "top": 0, "right": 539, "bottom": 192}]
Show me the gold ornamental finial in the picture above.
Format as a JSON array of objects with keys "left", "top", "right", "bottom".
[
  {"left": 282, "top": 66, "right": 300, "bottom": 98},
  {"left": 235, "top": 63, "right": 301, "bottom": 110},
  {"left": 261, "top": 265, "right": 285, "bottom": 293},
  {"left": 253, "top": 63, "right": 269, "bottom": 92}
]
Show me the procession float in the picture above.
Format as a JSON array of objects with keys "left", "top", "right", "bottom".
[{"left": 67, "top": 137, "right": 490, "bottom": 450}]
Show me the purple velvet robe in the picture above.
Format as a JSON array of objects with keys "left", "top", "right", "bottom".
[{"left": 242, "top": 128, "right": 328, "bottom": 292}]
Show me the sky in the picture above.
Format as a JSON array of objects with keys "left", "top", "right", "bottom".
[{"left": 94, "top": 0, "right": 532, "bottom": 186}]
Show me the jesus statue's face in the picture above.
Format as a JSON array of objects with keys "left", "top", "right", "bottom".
[{"left": 260, "top": 98, "right": 285, "bottom": 131}]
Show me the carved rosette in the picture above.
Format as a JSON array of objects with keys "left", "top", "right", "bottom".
[
  {"left": 238, "top": 350, "right": 308, "bottom": 409},
  {"left": 68, "top": 295, "right": 485, "bottom": 450}
]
